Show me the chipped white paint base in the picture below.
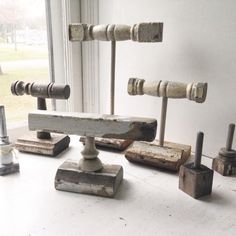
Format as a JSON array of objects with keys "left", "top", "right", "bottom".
[
  {"left": 55, "top": 159, "right": 123, "bottom": 197},
  {"left": 125, "top": 140, "right": 191, "bottom": 171},
  {"left": 0, "top": 136, "right": 236, "bottom": 236},
  {"left": 57, "top": 180, "right": 114, "bottom": 196}
]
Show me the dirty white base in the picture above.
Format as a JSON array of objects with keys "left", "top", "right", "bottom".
[{"left": 0, "top": 136, "right": 236, "bottom": 236}]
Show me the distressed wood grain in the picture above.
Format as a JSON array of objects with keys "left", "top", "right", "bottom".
[
  {"left": 29, "top": 111, "right": 157, "bottom": 142},
  {"left": 125, "top": 140, "right": 191, "bottom": 171}
]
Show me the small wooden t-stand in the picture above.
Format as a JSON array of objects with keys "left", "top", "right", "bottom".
[
  {"left": 28, "top": 110, "right": 157, "bottom": 197},
  {"left": 69, "top": 22, "right": 163, "bottom": 151},
  {"left": 125, "top": 78, "right": 208, "bottom": 171},
  {"left": 11, "top": 80, "right": 71, "bottom": 157}
]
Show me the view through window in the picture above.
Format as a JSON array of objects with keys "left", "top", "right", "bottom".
[{"left": 0, "top": 0, "right": 50, "bottom": 124}]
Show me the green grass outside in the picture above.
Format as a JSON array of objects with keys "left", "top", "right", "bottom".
[
  {"left": 0, "top": 44, "right": 50, "bottom": 123},
  {"left": 0, "top": 44, "right": 48, "bottom": 61}
]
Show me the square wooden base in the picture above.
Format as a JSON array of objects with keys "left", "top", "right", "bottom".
[
  {"left": 80, "top": 136, "right": 133, "bottom": 151},
  {"left": 0, "top": 161, "right": 19, "bottom": 176},
  {"left": 15, "top": 133, "right": 70, "bottom": 157},
  {"left": 125, "top": 140, "right": 191, "bottom": 171},
  {"left": 212, "top": 156, "right": 236, "bottom": 176},
  {"left": 55, "top": 159, "right": 123, "bottom": 197},
  {"left": 179, "top": 163, "right": 214, "bottom": 199}
]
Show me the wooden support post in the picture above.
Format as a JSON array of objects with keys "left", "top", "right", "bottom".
[
  {"left": 159, "top": 97, "right": 168, "bottom": 147},
  {"left": 37, "top": 97, "right": 51, "bottom": 140},
  {"left": 110, "top": 41, "right": 116, "bottom": 115}
]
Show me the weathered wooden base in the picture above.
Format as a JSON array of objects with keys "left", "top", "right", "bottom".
[
  {"left": 80, "top": 137, "right": 133, "bottom": 151},
  {"left": 125, "top": 140, "right": 191, "bottom": 171},
  {"left": 0, "top": 161, "right": 19, "bottom": 176},
  {"left": 179, "top": 163, "right": 213, "bottom": 199},
  {"left": 55, "top": 159, "right": 123, "bottom": 197},
  {"left": 15, "top": 133, "right": 70, "bottom": 157},
  {"left": 212, "top": 156, "right": 236, "bottom": 176}
]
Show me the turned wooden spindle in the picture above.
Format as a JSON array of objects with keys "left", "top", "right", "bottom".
[{"left": 69, "top": 23, "right": 163, "bottom": 42}]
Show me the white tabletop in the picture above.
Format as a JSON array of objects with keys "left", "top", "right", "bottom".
[{"left": 0, "top": 136, "right": 235, "bottom": 236}]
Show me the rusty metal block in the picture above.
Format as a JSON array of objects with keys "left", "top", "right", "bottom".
[
  {"left": 55, "top": 159, "right": 123, "bottom": 197},
  {"left": 179, "top": 163, "right": 213, "bottom": 199},
  {"left": 125, "top": 140, "right": 191, "bottom": 171}
]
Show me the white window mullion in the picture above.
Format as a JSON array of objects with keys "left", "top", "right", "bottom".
[
  {"left": 61, "top": 0, "right": 83, "bottom": 112},
  {"left": 46, "top": 0, "right": 83, "bottom": 112},
  {"left": 81, "top": 0, "right": 99, "bottom": 113}
]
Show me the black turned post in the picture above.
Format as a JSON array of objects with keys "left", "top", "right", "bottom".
[{"left": 37, "top": 97, "right": 51, "bottom": 139}]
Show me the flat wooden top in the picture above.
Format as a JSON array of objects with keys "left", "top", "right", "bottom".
[{"left": 29, "top": 110, "right": 157, "bottom": 142}]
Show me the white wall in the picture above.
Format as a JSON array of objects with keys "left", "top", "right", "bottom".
[{"left": 98, "top": 0, "right": 236, "bottom": 156}]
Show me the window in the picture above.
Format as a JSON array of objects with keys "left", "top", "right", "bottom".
[
  {"left": 0, "top": 0, "right": 98, "bottom": 138},
  {"left": 0, "top": 0, "right": 50, "bottom": 124}
]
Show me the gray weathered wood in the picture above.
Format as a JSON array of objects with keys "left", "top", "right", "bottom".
[
  {"left": 179, "top": 132, "right": 213, "bottom": 199},
  {"left": 212, "top": 156, "right": 236, "bottom": 176},
  {"left": 29, "top": 111, "right": 157, "bottom": 142},
  {"left": 179, "top": 163, "right": 213, "bottom": 199},
  {"left": 55, "top": 160, "right": 123, "bottom": 197}
]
